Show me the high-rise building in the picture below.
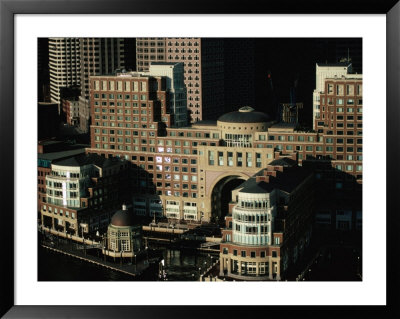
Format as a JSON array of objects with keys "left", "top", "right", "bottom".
[
  {"left": 38, "top": 38, "right": 50, "bottom": 102},
  {"left": 78, "top": 38, "right": 125, "bottom": 133},
  {"left": 312, "top": 62, "right": 352, "bottom": 129},
  {"left": 48, "top": 38, "right": 81, "bottom": 107},
  {"left": 79, "top": 38, "right": 125, "bottom": 100},
  {"left": 136, "top": 38, "right": 255, "bottom": 123},
  {"left": 136, "top": 38, "right": 166, "bottom": 72}
]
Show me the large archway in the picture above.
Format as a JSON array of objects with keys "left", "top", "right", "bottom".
[{"left": 210, "top": 175, "right": 246, "bottom": 225}]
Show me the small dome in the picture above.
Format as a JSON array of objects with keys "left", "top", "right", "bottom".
[
  {"left": 111, "top": 206, "right": 135, "bottom": 227},
  {"left": 218, "top": 106, "right": 271, "bottom": 123}
]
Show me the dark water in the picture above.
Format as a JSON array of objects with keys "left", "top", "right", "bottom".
[{"left": 38, "top": 244, "right": 212, "bottom": 281}]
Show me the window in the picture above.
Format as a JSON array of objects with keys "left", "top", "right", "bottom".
[
  {"left": 241, "top": 251, "right": 246, "bottom": 258},
  {"left": 250, "top": 252, "right": 256, "bottom": 258}
]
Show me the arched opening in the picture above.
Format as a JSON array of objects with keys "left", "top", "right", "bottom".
[{"left": 211, "top": 176, "right": 246, "bottom": 226}]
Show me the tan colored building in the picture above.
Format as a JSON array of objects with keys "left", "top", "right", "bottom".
[{"left": 85, "top": 65, "right": 362, "bottom": 224}]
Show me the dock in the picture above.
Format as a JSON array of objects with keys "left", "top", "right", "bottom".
[{"left": 40, "top": 235, "right": 150, "bottom": 278}]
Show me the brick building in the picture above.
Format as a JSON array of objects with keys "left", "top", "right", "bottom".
[
  {"left": 219, "top": 156, "right": 314, "bottom": 280},
  {"left": 85, "top": 62, "right": 362, "bottom": 225}
]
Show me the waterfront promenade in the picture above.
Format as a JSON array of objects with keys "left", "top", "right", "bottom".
[{"left": 39, "top": 229, "right": 150, "bottom": 278}]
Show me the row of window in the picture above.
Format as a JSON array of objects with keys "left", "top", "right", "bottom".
[
  {"left": 94, "top": 108, "right": 150, "bottom": 114},
  {"left": 94, "top": 93, "right": 148, "bottom": 100},
  {"left": 336, "top": 164, "right": 362, "bottom": 172},
  {"left": 326, "top": 83, "right": 362, "bottom": 96},
  {"left": 94, "top": 101, "right": 150, "bottom": 108},
  {"left": 266, "top": 135, "right": 315, "bottom": 142},
  {"left": 42, "top": 205, "right": 76, "bottom": 219},
  {"left": 317, "top": 121, "right": 363, "bottom": 128},
  {"left": 226, "top": 249, "right": 279, "bottom": 258}
]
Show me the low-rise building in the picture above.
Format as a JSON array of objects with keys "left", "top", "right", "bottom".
[
  {"left": 40, "top": 153, "right": 130, "bottom": 236},
  {"left": 102, "top": 204, "right": 144, "bottom": 259}
]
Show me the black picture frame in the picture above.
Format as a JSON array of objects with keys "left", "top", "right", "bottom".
[{"left": 1, "top": 0, "right": 399, "bottom": 318}]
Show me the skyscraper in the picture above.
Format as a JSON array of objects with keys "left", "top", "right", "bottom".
[
  {"left": 78, "top": 38, "right": 125, "bottom": 133},
  {"left": 136, "top": 38, "right": 255, "bottom": 123},
  {"left": 48, "top": 38, "right": 81, "bottom": 107}
]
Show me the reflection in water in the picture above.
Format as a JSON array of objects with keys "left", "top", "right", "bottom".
[
  {"left": 38, "top": 244, "right": 214, "bottom": 282},
  {"left": 161, "top": 248, "right": 210, "bottom": 281}
]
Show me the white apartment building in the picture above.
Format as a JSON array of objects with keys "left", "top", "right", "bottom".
[
  {"left": 49, "top": 38, "right": 81, "bottom": 106},
  {"left": 45, "top": 161, "right": 93, "bottom": 208}
]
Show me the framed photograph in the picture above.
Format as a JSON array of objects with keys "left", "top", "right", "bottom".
[{"left": 1, "top": 0, "right": 399, "bottom": 318}]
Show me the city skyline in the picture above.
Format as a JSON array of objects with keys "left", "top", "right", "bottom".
[{"left": 38, "top": 37, "right": 362, "bottom": 282}]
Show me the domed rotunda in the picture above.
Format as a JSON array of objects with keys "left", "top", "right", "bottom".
[
  {"left": 103, "top": 204, "right": 143, "bottom": 259},
  {"left": 217, "top": 106, "right": 274, "bottom": 147}
]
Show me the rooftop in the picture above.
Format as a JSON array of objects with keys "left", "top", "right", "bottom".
[
  {"left": 236, "top": 166, "right": 312, "bottom": 195},
  {"left": 218, "top": 106, "right": 271, "bottom": 124},
  {"left": 111, "top": 206, "right": 136, "bottom": 227},
  {"left": 53, "top": 153, "right": 124, "bottom": 168},
  {"left": 38, "top": 148, "right": 86, "bottom": 162},
  {"left": 316, "top": 62, "right": 352, "bottom": 68}
]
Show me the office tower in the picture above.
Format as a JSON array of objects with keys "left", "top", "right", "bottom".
[
  {"left": 38, "top": 38, "right": 50, "bottom": 102},
  {"left": 223, "top": 38, "right": 256, "bottom": 114},
  {"left": 78, "top": 38, "right": 125, "bottom": 133},
  {"left": 136, "top": 38, "right": 166, "bottom": 72},
  {"left": 48, "top": 38, "right": 81, "bottom": 107},
  {"left": 137, "top": 38, "right": 255, "bottom": 123}
]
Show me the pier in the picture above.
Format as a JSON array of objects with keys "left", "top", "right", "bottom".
[
  {"left": 41, "top": 244, "right": 148, "bottom": 278},
  {"left": 39, "top": 228, "right": 151, "bottom": 278}
]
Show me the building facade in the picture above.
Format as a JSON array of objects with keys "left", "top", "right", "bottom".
[
  {"left": 136, "top": 38, "right": 255, "bottom": 123},
  {"left": 85, "top": 61, "right": 362, "bottom": 224},
  {"left": 40, "top": 153, "right": 130, "bottom": 236},
  {"left": 78, "top": 38, "right": 126, "bottom": 133},
  {"left": 102, "top": 204, "right": 143, "bottom": 259},
  {"left": 312, "top": 62, "right": 352, "bottom": 129}
]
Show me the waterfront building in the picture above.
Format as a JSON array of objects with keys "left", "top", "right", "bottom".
[
  {"left": 102, "top": 204, "right": 144, "bottom": 259},
  {"left": 219, "top": 157, "right": 314, "bottom": 281},
  {"left": 40, "top": 153, "right": 130, "bottom": 236},
  {"left": 37, "top": 141, "right": 87, "bottom": 212},
  {"left": 85, "top": 62, "right": 362, "bottom": 225}
]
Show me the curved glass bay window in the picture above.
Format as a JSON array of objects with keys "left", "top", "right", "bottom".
[{"left": 232, "top": 192, "right": 276, "bottom": 246}]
